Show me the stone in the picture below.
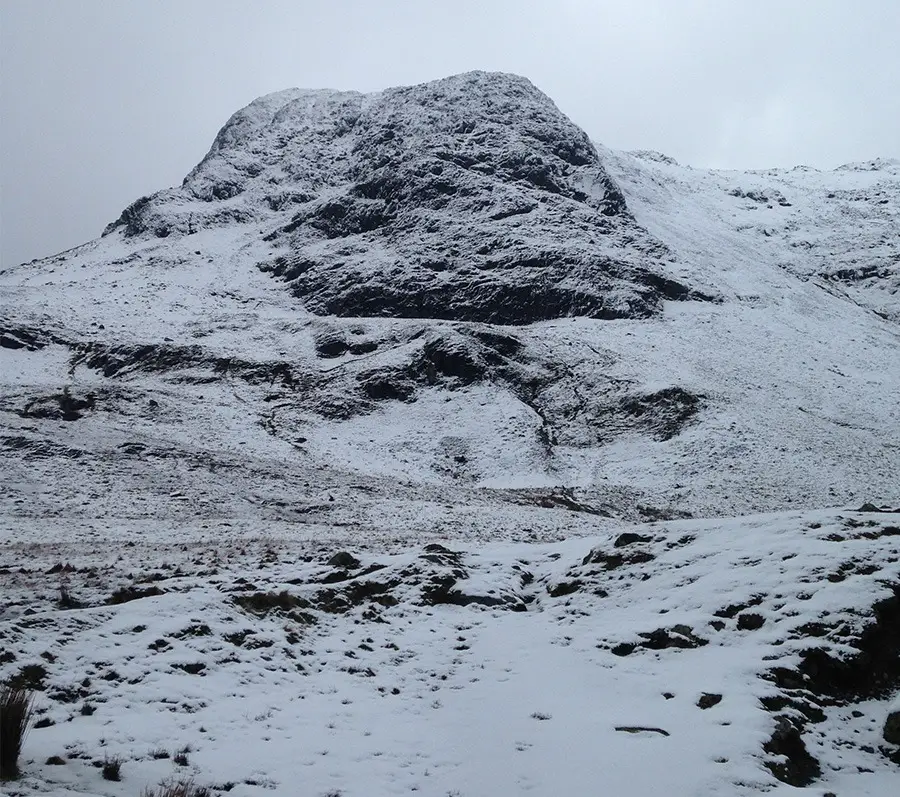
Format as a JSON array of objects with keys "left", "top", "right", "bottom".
[
  {"left": 737, "top": 613, "right": 766, "bottom": 630},
  {"left": 327, "top": 551, "right": 361, "bottom": 569},
  {"left": 105, "top": 72, "right": 716, "bottom": 326},
  {"left": 884, "top": 710, "right": 900, "bottom": 745},
  {"left": 697, "top": 693, "right": 723, "bottom": 709},
  {"left": 613, "top": 532, "right": 653, "bottom": 548}
]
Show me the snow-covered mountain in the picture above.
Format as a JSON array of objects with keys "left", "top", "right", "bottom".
[{"left": 1, "top": 71, "right": 898, "bottom": 795}]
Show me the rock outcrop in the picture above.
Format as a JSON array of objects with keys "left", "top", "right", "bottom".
[{"left": 104, "top": 72, "right": 713, "bottom": 324}]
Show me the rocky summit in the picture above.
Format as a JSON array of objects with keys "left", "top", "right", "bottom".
[
  {"left": 105, "top": 71, "right": 709, "bottom": 324},
  {"left": 1, "top": 72, "right": 899, "bottom": 796}
]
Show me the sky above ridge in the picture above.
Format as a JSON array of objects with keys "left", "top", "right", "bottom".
[{"left": 2, "top": 0, "right": 898, "bottom": 268}]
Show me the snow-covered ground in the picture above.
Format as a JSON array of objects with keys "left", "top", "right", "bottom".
[
  {"left": 1, "top": 72, "right": 899, "bottom": 794},
  {"left": 2, "top": 509, "right": 899, "bottom": 796}
]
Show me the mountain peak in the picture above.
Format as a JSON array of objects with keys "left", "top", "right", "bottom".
[{"left": 102, "top": 71, "right": 712, "bottom": 325}]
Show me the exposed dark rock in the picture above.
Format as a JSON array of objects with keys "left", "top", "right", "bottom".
[
  {"left": 171, "top": 624, "right": 212, "bottom": 639},
  {"left": 104, "top": 194, "right": 154, "bottom": 237},
  {"left": 763, "top": 716, "right": 821, "bottom": 786},
  {"left": 223, "top": 630, "right": 256, "bottom": 647},
  {"left": 421, "top": 336, "right": 488, "bottom": 384},
  {"left": 1, "top": 326, "right": 52, "bottom": 351},
  {"left": 101, "top": 72, "right": 717, "bottom": 324},
  {"left": 348, "top": 340, "right": 378, "bottom": 355},
  {"left": 858, "top": 502, "right": 893, "bottom": 513},
  {"left": 327, "top": 552, "right": 361, "bottom": 569},
  {"left": 357, "top": 369, "right": 417, "bottom": 402},
  {"left": 76, "top": 342, "right": 301, "bottom": 392},
  {"left": 697, "top": 693, "right": 722, "bottom": 709},
  {"left": 765, "top": 666, "right": 807, "bottom": 691},
  {"left": 609, "top": 626, "right": 708, "bottom": 658},
  {"left": 737, "top": 613, "right": 766, "bottom": 631},
  {"left": 618, "top": 387, "right": 704, "bottom": 441},
  {"left": 6, "top": 663, "right": 48, "bottom": 690},
  {"left": 641, "top": 627, "right": 708, "bottom": 651},
  {"left": 758, "top": 694, "right": 825, "bottom": 724},
  {"left": 106, "top": 585, "right": 164, "bottom": 605},
  {"left": 76, "top": 341, "right": 205, "bottom": 378},
  {"left": 305, "top": 543, "right": 528, "bottom": 613},
  {"left": 315, "top": 333, "right": 349, "bottom": 358},
  {"left": 171, "top": 662, "right": 206, "bottom": 675},
  {"left": 421, "top": 577, "right": 522, "bottom": 609},
  {"left": 320, "top": 569, "right": 352, "bottom": 584},
  {"left": 532, "top": 490, "right": 611, "bottom": 515},
  {"left": 615, "top": 726, "right": 670, "bottom": 736},
  {"left": 792, "top": 622, "right": 830, "bottom": 638},
  {"left": 292, "top": 270, "right": 677, "bottom": 325},
  {"left": 1, "top": 437, "right": 85, "bottom": 460},
  {"left": 233, "top": 590, "right": 311, "bottom": 617},
  {"left": 794, "top": 586, "right": 900, "bottom": 701},
  {"left": 614, "top": 532, "right": 653, "bottom": 547},
  {"left": 582, "top": 548, "right": 655, "bottom": 568},
  {"left": 714, "top": 596, "right": 764, "bottom": 619},
  {"left": 758, "top": 585, "right": 900, "bottom": 775},
  {"left": 728, "top": 187, "right": 792, "bottom": 207},
  {"left": 884, "top": 710, "right": 900, "bottom": 746},
  {"left": 637, "top": 504, "right": 693, "bottom": 521},
  {"left": 20, "top": 389, "right": 96, "bottom": 422},
  {"left": 547, "top": 580, "right": 582, "bottom": 597}
]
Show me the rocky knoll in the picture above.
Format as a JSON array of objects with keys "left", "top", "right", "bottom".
[{"left": 104, "top": 71, "right": 714, "bottom": 324}]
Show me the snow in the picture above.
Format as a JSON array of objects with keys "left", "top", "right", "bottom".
[
  {"left": 1, "top": 72, "right": 899, "bottom": 795},
  {"left": 2, "top": 510, "right": 899, "bottom": 796}
]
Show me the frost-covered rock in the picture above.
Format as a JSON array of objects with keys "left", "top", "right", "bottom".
[
  {"left": 886, "top": 700, "right": 900, "bottom": 746},
  {"left": 103, "top": 71, "right": 713, "bottom": 324}
]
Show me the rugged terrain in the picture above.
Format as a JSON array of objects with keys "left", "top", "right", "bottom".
[{"left": 1, "top": 71, "right": 899, "bottom": 795}]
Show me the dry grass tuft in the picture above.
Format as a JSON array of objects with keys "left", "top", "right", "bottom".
[
  {"left": 0, "top": 685, "right": 35, "bottom": 780},
  {"left": 141, "top": 779, "right": 211, "bottom": 797}
]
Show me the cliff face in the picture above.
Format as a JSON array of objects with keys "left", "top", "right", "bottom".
[{"left": 103, "top": 71, "right": 712, "bottom": 324}]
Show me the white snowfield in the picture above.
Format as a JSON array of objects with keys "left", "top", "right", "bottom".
[
  {"left": 2, "top": 510, "right": 899, "bottom": 796},
  {"left": 1, "top": 72, "right": 899, "bottom": 795}
]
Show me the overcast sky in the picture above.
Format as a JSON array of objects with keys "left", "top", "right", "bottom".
[{"left": 2, "top": 1, "right": 898, "bottom": 267}]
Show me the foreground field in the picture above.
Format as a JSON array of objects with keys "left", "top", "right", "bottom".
[{"left": 2, "top": 507, "right": 899, "bottom": 796}]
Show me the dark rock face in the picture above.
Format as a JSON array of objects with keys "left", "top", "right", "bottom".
[
  {"left": 759, "top": 583, "right": 900, "bottom": 780},
  {"left": 327, "top": 551, "right": 361, "bottom": 570},
  {"left": 613, "top": 532, "right": 653, "bottom": 547},
  {"left": 763, "top": 717, "right": 822, "bottom": 786},
  {"left": 20, "top": 389, "right": 96, "bottom": 422},
  {"left": 884, "top": 710, "right": 900, "bottom": 746},
  {"left": 103, "top": 72, "right": 715, "bottom": 324},
  {"left": 696, "top": 693, "right": 722, "bottom": 709},
  {"left": 62, "top": 321, "right": 704, "bottom": 450},
  {"left": 617, "top": 387, "right": 704, "bottom": 442}
]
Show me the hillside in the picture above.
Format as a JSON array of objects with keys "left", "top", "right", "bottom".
[{"left": 1, "top": 71, "right": 898, "bottom": 796}]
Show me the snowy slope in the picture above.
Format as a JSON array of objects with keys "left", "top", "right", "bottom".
[
  {"left": 1, "top": 510, "right": 899, "bottom": 796},
  {"left": 604, "top": 148, "right": 900, "bottom": 321},
  {"left": 1, "top": 71, "right": 899, "bottom": 794}
]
